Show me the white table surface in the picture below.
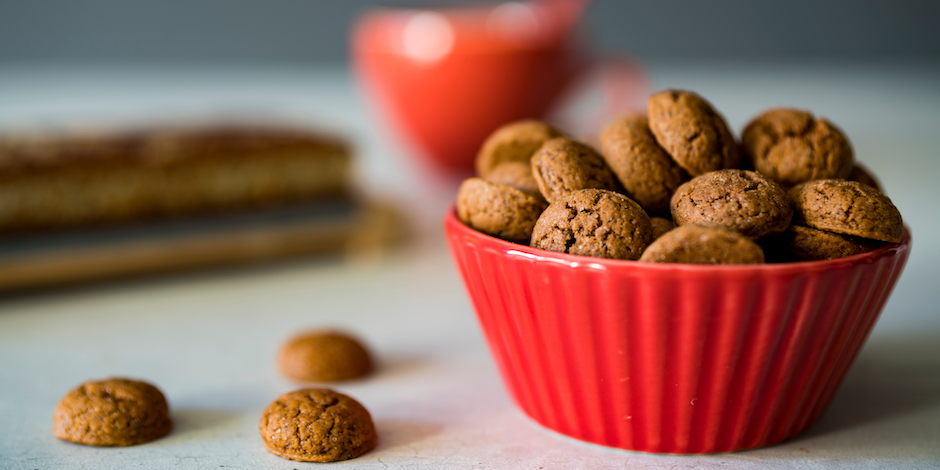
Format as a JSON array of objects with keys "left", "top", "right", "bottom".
[{"left": 1, "top": 61, "right": 939, "bottom": 469}]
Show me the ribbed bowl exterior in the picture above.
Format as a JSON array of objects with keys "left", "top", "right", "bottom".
[{"left": 444, "top": 209, "right": 912, "bottom": 454}]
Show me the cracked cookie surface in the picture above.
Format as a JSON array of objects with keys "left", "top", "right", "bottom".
[
  {"left": 475, "top": 120, "right": 563, "bottom": 177},
  {"left": 278, "top": 330, "right": 373, "bottom": 382},
  {"left": 457, "top": 177, "right": 548, "bottom": 243},
  {"left": 639, "top": 224, "right": 765, "bottom": 264},
  {"left": 648, "top": 89, "right": 740, "bottom": 176},
  {"left": 741, "top": 108, "right": 853, "bottom": 186},
  {"left": 671, "top": 169, "right": 792, "bottom": 238},
  {"left": 259, "top": 388, "right": 377, "bottom": 462},
  {"left": 789, "top": 179, "right": 902, "bottom": 243},
  {"left": 530, "top": 188, "right": 652, "bottom": 260},
  {"left": 483, "top": 161, "right": 542, "bottom": 197},
  {"left": 531, "top": 137, "right": 621, "bottom": 203},
  {"left": 599, "top": 114, "right": 688, "bottom": 213},
  {"left": 53, "top": 378, "right": 172, "bottom": 446}
]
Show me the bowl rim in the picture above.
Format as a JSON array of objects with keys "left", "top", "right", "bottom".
[{"left": 444, "top": 205, "right": 912, "bottom": 275}]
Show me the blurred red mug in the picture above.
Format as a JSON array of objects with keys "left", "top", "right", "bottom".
[{"left": 352, "top": 1, "right": 645, "bottom": 175}]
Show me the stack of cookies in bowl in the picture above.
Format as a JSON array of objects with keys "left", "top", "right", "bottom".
[
  {"left": 457, "top": 89, "right": 902, "bottom": 264},
  {"left": 447, "top": 89, "right": 911, "bottom": 454}
]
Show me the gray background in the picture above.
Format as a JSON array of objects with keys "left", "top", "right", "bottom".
[{"left": 1, "top": 0, "right": 938, "bottom": 63}]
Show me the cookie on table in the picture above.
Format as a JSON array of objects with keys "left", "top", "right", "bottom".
[
  {"left": 647, "top": 89, "right": 741, "bottom": 176},
  {"left": 599, "top": 114, "right": 688, "bottom": 213},
  {"left": 639, "top": 224, "right": 765, "bottom": 264},
  {"left": 650, "top": 216, "right": 676, "bottom": 240},
  {"left": 671, "top": 169, "right": 792, "bottom": 239},
  {"left": 456, "top": 177, "right": 548, "bottom": 244},
  {"left": 259, "top": 388, "right": 377, "bottom": 462},
  {"left": 53, "top": 378, "right": 172, "bottom": 446},
  {"left": 531, "top": 137, "right": 622, "bottom": 203},
  {"left": 789, "top": 179, "right": 903, "bottom": 243},
  {"left": 531, "top": 189, "right": 652, "bottom": 260},
  {"left": 741, "top": 108, "right": 854, "bottom": 186},
  {"left": 278, "top": 330, "right": 373, "bottom": 382},
  {"left": 475, "top": 120, "right": 563, "bottom": 177},
  {"left": 760, "top": 224, "right": 884, "bottom": 262},
  {"left": 483, "top": 161, "right": 542, "bottom": 197},
  {"left": 847, "top": 163, "right": 882, "bottom": 192}
]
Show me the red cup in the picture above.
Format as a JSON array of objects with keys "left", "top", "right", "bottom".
[
  {"left": 352, "top": 2, "right": 645, "bottom": 175},
  {"left": 444, "top": 208, "right": 912, "bottom": 453}
]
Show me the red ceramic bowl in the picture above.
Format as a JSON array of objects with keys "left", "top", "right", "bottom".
[{"left": 444, "top": 208, "right": 911, "bottom": 454}]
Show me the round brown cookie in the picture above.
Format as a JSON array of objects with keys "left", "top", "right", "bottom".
[
  {"left": 639, "top": 224, "right": 765, "bottom": 264},
  {"left": 483, "top": 161, "right": 542, "bottom": 197},
  {"left": 650, "top": 216, "right": 676, "bottom": 240},
  {"left": 741, "top": 108, "right": 854, "bottom": 186},
  {"left": 259, "top": 388, "right": 377, "bottom": 462},
  {"left": 847, "top": 163, "right": 882, "bottom": 192},
  {"left": 531, "top": 189, "right": 652, "bottom": 260},
  {"left": 789, "top": 179, "right": 903, "bottom": 243},
  {"left": 647, "top": 89, "right": 741, "bottom": 176},
  {"left": 671, "top": 169, "right": 792, "bottom": 239},
  {"left": 531, "top": 137, "right": 622, "bottom": 203},
  {"left": 599, "top": 114, "right": 688, "bottom": 213},
  {"left": 456, "top": 177, "right": 548, "bottom": 243},
  {"left": 278, "top": 330, "right": 373, "bottom": 382},
  {"left": 475, "top": 120, "right": 563, "bottom": 177},
  {"left": 760, "top": 224, "right": 884, "bottom": 262},
  {"left": 53, "top": 378, "right": 172, "bottom": 446}
]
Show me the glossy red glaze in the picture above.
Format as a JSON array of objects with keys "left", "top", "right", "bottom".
[
  {"left": 352, "top": 5, "right": 589, "bottom": 175},
  {"left": 444, "top": 208, "right": 912, "bottom": 453}
]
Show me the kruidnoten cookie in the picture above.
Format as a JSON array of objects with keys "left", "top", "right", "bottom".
[
  {"left": 671, "top": 169, "right": 792, "bottom": 239},
  {"left": 456, "top": 178, "right": 548, "bottom": 243},
  {"left": 483, "top": 161, "right": 542, "bottom": 197},
  {"left": 599, "top": 114, "right": 687, "bottom": 213},
  {"left": 53, "top": 378, "right": 172, "bottom": 446},
  {"left": 531, "top": 189, "right": 652, "bottom": 260},
  {"left": 456, "top": 89, "right": 905, "bottom": 267},
  {"left": 647, "top": 89, "right": 740, "bottom": 176},
  {"left": 760, "top": 224, "right": 884, "bottom": 262},
  {"left": 279, "top": 330, "right": 373, "bottom": 382},
  {"left": 741, "top": 108, "right": 853, "bottom": 186},
  {"left": 531, "top": 137, "right": 622, "bottom": 203},
  {"left": 259, "top": 388, "right": 377, "bottom": 462},
  {"left": 639, "top": 224, "right": 765, "bottom": 264},
  {"left": 650, "top": 216, "right": 676, "bottom": 240},
  {"left": 789, "top": 179, "right": 903, "bottom": 243},
  {"left": 475, "top": 120, "right": 563, "bottom": 177}
]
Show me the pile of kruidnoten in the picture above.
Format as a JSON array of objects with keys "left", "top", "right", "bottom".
[
  {"left": 53, "top": 330, "right": 378, "bottom": 463},
  {"left": 457, "top": 89, "right": 902, "bottom": 264}
]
